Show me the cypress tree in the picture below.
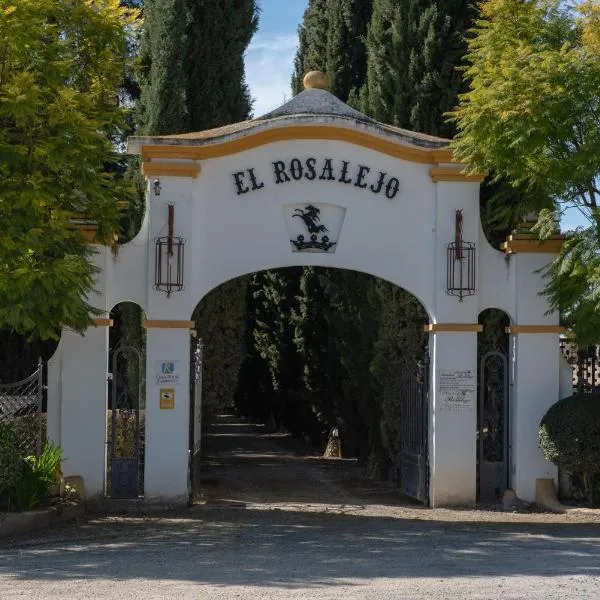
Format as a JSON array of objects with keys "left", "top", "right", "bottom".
[
  {"left": 362, "top": 0, "right": 474, "bottom": 137},
  {"left": 292, "top": 0, "right": 372, "bottom": 103},
  {"left": 292, "top": 0, "right": 329, "bottom": 95},
  {"left": 139, "top": 0, "right": 258, "bottom": 134},
  {"left": 138, "top": 0, "right": 189, "bottom": 134}
]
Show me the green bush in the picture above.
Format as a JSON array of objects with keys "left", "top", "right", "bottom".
[
  {"left": 539, "top": 392, "right": 600, "bottom": 502},
  {"left": 0, "top": 423, "right": 27, "bottom": 504},
  {"left": 0, "top": 429, "right": 63, "bottom": 512}
]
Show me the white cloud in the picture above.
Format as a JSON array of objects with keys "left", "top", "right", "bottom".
[{"left": 245, "top": 33, "right": 298, "bottom": 118}]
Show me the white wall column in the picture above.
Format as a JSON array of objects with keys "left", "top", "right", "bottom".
[
  {"left": 429, "top": 327, "right": 479, "bottom": 507},
  {"left": 144, "top": 322, "right": 192, "bottom": 503},
  {"left": 46, "top": 336, "right": 64, "bottom": 447},
  {"left": 510, "top": 331, "right": 560, "bottom": 502},
  {"left": 59, "top": 325, "right": 110, "bottom": 499}
]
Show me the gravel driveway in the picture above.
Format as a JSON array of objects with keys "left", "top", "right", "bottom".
[{"left": 1, "top": 415, "right": 598, "bottom": 599}]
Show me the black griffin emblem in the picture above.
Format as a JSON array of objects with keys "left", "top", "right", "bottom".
[{"left": 291, "top": 205, "right": 336, "bottom": 252}]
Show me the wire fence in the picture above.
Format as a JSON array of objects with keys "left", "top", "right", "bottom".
[
  {"left": 560, "top": 339, "right": 600, "bottom": 394},
  {"left": 0, "top": 362, "right": 44, "bottom": 456}
]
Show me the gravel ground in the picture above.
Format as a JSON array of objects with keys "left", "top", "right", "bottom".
[{"left": 0, "top": 415, "right": 599, "bottom": 600}]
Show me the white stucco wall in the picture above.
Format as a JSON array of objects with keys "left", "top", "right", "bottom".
[{"left": 47, "top": 116, "right": 564, "bottom": 507}]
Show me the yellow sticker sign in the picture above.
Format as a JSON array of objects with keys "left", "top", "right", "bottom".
[{"left": 159, "top": 388, "right": 175, "bottom": 410}]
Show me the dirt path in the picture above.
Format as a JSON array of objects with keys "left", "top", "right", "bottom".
[
  {"left": 197, "top": 414, "right": 600, "bottom": 524},
  {"left": 0, "top": 414, "right": 599, "bottom": 599}
]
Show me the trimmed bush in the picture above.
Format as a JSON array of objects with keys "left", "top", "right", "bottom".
[
  {"left": 0, "top": 423, "right": 27, "bottom": 505},
  {"left": 539, "top": 393, "right": 600, "bottom": 501}
]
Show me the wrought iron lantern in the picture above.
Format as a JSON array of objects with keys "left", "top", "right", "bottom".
[
  {"left": 446, "top": 209, "right": 476, "bottom": 301},
  {"left": 155, "top": 204, "right": 185, "bottom": 297}
]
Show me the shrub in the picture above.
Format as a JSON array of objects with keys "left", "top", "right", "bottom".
[
  {"left": 539, "top": 392, "right": 600, "bottom": 502},
  {"left": 0, "top": 434, "right": 63, "bottom": 512},
  {"left": 0, "top": 423, "right": 27, "bottom": 505}
]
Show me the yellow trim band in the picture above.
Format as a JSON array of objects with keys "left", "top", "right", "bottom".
[
  {"left": 144, "top": 320, "right": 195, "bottom": 329},
  {"left": 430, "top": 167, "right": 486, "bottom": 183},
  {"left": 142, "top": 162, "right": 201, "bottom": 179},
  {"left": 93, "top": 318, "right": 114, "bottom": 327},
  {"left": 141, "top": 126, "right": 457, "bottom": 166},
  {"left": 502, "top": 234, "right": 565, "bottom": 255},
  {"left": 505, "top": 325, "right": 565, "bottom": 334},
  {"left": 425, "top": 323, "right": 483, "bottom": 333}
]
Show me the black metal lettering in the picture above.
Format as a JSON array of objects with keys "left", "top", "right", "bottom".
[
  {"left": 233, "top": 171, "right": 249, "bottom": 195},
  {"left": 273, "top": 160, "right": 291, "bottom": 184},
  {"left": 354, "top": 165, "right": 370, "bottom": 189},
  {"left": 305, "top": 157, "right": 317, "bottom": 180},
  {"left": 290, "top": 158, "right": 304, "bottom": 180},
  {"left": 248, "top": 168, "right": 265, "bottom": 191},
  {"left": 385, "top": 177, "right": 400, "bottom": 199},
  {"left": 319, "top": 158, "right": 336, "bottom": 181},
  {"left": 370, "top": 171, "right": 387, "bottom": 194},
  {"left": 338, "top": 160, "right": 353, "bottom": 184}
]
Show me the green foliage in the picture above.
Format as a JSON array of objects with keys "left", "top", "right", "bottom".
[
  {"left": 0, "top": 423, "right": 26, "bottom": 503},
  {"left": 0, "top": 431, "right": 63, "bottom": 513},
  {"left": 0, "top": 0, "right": 139, "bottom": 339},
  {"left": 451, "top": 0, "right": 600, "bottom": 209},
  {"left": 193, "top": 278, "right": 249, "bottom": 421},
  {"left": 361, "top": 0, "right": 474, "bottom": 136},
  {"left": 451, "top": 0, "right": 600, "bottom": 343},
  {"left": 292, "top": 0, "right": 372, "bottom": 104},
  {"left": 539, "top": 393, "right": 600, "bottom": 499},
  {"left": 139, "top": 0, "right": 259, "bottom": 133}
]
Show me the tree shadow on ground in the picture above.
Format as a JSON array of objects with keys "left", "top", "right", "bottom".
[{"left": 0, "top": 507, "right": 599, "bottom": 588}]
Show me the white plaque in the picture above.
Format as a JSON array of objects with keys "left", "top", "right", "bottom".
[
  {"left": 439, "top": 369, "right": 476, "bottom": 411},
  {"left": 155, "top": 360, "right": 181, "bottom": 386}
]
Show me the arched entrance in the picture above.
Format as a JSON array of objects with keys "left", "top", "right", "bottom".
[
  {"left": 189, "top": 267, "right": 431, "bottom": 504},
  {"left": 46, "top": 79, "right": 565, "bottom": 507}
]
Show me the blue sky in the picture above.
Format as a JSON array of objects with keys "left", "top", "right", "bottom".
[
  {"left": 245, "top": 0, "right": 587, "bottom": 231},
  {"left": 245, "top": 0, "right": 307, "bottom": 117}
]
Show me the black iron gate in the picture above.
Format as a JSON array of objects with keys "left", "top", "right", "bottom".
[
  {"left": 189, "top": 337, "right": 204, "bottom": 497},
  {"left": 107, "top": 344, "right": 144, "bottom": 498},
  {"left": 478, "top": 350, "right": 509, "bottom": 502},
  {"left": 398, "top": 352, "right": 429, "bottom": 504}
]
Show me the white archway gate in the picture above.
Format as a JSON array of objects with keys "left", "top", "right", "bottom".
[{"left": 46, "top": 79, "right": 565, "bottom": 507}]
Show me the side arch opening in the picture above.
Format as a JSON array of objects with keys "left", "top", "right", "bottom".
[
  {"left": 477, "top": 308, "right": 511, "bottom": 503},
  {"left": 106, "top": 301, "right": 147, "bottom": 499}
]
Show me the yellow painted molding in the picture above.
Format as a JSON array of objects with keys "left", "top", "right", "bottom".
[
  {"left": 505, "top": 325, "right": 565, "bottom": 334},
  {"left": 144, "top": 320, "right": 196, "bottom": 329},
  {"left": 429, "top": 167, "right": 486, "bottom": 183},
  {"left": 142, "top": 161, "right": 201, "bottom": 179},
  {"left": 502, "top": 233, "right": 565, "bottom": 255},
  {"left": 431, "top": 148, "right": 455, "bottom": 163},
  {"left": 93, "top": 318, "right": 114, "bottom": 327},
  {"left": 141, "top": 126, "right": 460, "bottom": 166},
  {"left": 425, "top": 323, "right": 483, "bottom": 333}
]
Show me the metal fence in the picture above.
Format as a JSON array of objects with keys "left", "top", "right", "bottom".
[
  {"left": 0, "top": 361, "right": 44, "bottom": 456},
  {"left": 560, "top": 339, "right": 600, "bottom": 394}
]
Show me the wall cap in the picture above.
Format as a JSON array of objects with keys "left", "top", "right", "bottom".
[
  {"left": 505, "top": 325, "right": 565, "bottom": 334},
  {"left": 425, "top": 323, "right": 483, "bottom": 333},
  {"left": 144, "top": 320, "right": 196, "bottom": 329}
]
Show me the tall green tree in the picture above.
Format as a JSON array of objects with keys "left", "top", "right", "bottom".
[
  {"left": 450, "top": 0, "right": 600, "bottom": 344},
  {"left": 292, "top": 0, "right": 329, "bottom": 95},
  {"left": 362, "top": 0, "right": 474, "bottom": 137},
  {"left": 139, "top": 0, "right": 258, "bottom": 134},
  {"left": 292, "top": 0, "right": 372, "bottom": 103},
  {"left": 0, "top": 0, "right": 139, "bottom": 339}
]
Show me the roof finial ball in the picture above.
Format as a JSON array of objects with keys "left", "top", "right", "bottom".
[{"left": 303, "top": 71, "right": 328, "bottom": 91}]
